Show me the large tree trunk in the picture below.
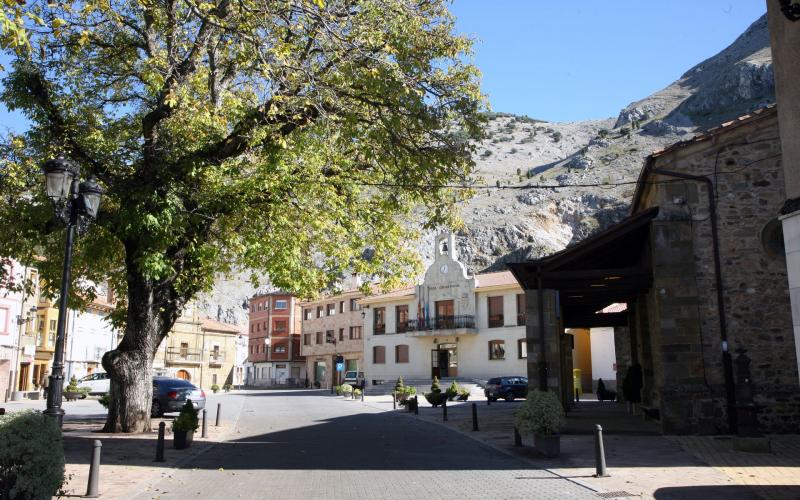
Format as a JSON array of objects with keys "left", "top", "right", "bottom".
[{"left": 102, "top": 260, "right": 182, "bottom": 433}]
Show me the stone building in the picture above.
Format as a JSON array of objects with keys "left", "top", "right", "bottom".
[
  {"left": 300, "top": 289, "right": 364, "bottom": 388},
  {"left": 361, "top": 233, "right": 528, "bottom": 389},
  {"left": 510, "top": 106, "right": 800, "bottom": 434}
]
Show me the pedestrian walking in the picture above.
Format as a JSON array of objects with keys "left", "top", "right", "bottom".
[{"left": 41, "top": 370, "right": 50, "bottom": 399}]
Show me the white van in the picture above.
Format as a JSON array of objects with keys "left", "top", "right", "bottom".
[{"left": 77, "top": 372, "right": 110, "bottom": 395}]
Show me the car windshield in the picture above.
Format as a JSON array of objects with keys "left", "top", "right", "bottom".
[{"left": 344, "top": 371, "right": 357, "bottom": 378}]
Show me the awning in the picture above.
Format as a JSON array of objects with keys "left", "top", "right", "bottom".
[{"left": 509, "top": 207, "right": 658, "bottom": 328}]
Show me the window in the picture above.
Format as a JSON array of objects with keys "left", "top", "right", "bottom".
[
  {"left": 250, "top": 324, "right": 254, "bottom": 333},
  {"left": 488, "top": 340, "right": 506, "bottom": 360},
  {"left": 395, "top": 344, "right": 409, "bottom": 363},
  {"left": 275, "top": 299, "right": 288, "bottom": 310},
  {"left": 349, "top": 298, "right": 360, "bottom": 311},
  {"left": 396, "top": 305, "right": 409, "bottom": 333},
  {"left": 327, "top": 303, "right": 335, "bottom": 316},
  {"left": 180, "top": 342, "right": 189, "bottom": 358},
  {"left": 339, "top": 328, "right": 344, "bottom": 342},
  {"left": 303, "top": 334, "right": 311, "bottom": 346},
  {"left": 516, "top": 294, "right": 526, "bottom": 326},
  {"left": 488, "top": 296, "right": 504, "bottom": 328},
  {"left": 316, "top": 332, "right": 322, "bottom": 344},
  {"left": 274, "top": 344, "right": 287, "bottom": 353},
  {"left": 274, "top": 319, "right": 287, "bottom": 333},
  {"left": 49, "top": 319, "right": 57, "bottom": 331},
  {"left": 374, "top": 307, "right": 386, "bottom": 335},
  {"left": 326, "top": 330, "right": 335, "bottom": 343},
  {"left": 518, "top": 339, "right": 527, "bottom": 359},
  {"left": 346, "top": 359, "right": 358, "bottom": 371},
  {"left": 340, "top": 301, "right": 345, "bottom": 313},
  {"left": 212, "top": 374, "right": 218, "bottom": 385},
  {"left": 373, "top": 345, "right": 386, "bottom": 364},
  {"left": 317, "top": 306, "right": 323, "bottom": 318},
  {"left": 211, "top": 345, "right": 220, "bottom": 362},
  {"left": 349, "top": 326, "right": 362, "bottom": 340},
  {"left": 304, "top": 309, "right": 312, "bottom": 320},
  {"left": 257, "top": 323, "right": 261, "bottom": 332}
]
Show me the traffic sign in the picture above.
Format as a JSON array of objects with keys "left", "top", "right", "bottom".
[{"left": 336, "top": 362, "right": 344, "bottom": 371}]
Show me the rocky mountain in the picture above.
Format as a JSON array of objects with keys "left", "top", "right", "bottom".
[{"left": 200, "top": 14, "right": 774, "bottom": 326}]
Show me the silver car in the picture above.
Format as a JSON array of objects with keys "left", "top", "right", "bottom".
[{"left": 150, "top": 377, "right": 206, "bottom": 417}]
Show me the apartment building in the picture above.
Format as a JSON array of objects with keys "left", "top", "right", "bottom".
[
  {"left": 300, "top": 290, "right": 364, "bottom": 389},
  {"left": 246, "top": 292, "right": 304, "bottom": 386}
]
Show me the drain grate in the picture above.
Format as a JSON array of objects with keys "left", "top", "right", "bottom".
[{"left": 596, "top": 492, "right": 637, "bottom": 498}]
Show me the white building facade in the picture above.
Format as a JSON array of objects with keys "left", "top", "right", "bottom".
[{"left": 362, "top": 234, "right": 528, "bottom": 385}]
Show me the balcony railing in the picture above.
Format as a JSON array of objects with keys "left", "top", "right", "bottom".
[
  {"left": 407, "top": 315, "right": 476, "bottom": 332},
  {"left": 166, "top": 347, "right": 202, "bottom": 363},
  {"left": 208, "top": 351, "right": 226, "bottom": 365}
]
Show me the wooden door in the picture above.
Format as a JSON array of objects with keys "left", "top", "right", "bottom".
[
  {"left": 435, "top": 300, "right": 454, "bottom": 329},
  {"left": 431, "top": 349, "right": 440, "bottom": 379}
]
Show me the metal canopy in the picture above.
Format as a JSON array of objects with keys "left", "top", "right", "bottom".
[{"left": 509, "top": 207, "right": 659, "bottom": 328}]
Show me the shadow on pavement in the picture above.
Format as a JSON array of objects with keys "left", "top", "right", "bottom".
[{"left": 653, "top": 484, "right": 791, "bottom": 499}]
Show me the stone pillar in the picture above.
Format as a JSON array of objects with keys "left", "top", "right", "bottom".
[
  {"left": 525, "top": 288, "right": 561, "bottom": 394},
  {"left": 613, "top": 325, "right": 631, "bottom": 398},
  {"left": 768, "top": 0, "right": 800, "bottom": 383}
]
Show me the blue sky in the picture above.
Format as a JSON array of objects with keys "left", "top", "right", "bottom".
[
  {"left": 450, "top": 0, "right": 767, "bottom": 122},
  {"left": 0, "top": 1, "right": 767, "bottom": 132}
]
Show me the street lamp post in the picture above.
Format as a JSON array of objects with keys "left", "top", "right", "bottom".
[{"left": 42, "top": 157, "right": 103, "bottom": 426}]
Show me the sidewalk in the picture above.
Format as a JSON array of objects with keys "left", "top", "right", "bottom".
[{"left": 371, "top": 394, "right": 800, "bottom": 500}]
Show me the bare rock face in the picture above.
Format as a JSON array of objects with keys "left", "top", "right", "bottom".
[{"left": 206, "top": 14, "right": 774, "bottom": 306}]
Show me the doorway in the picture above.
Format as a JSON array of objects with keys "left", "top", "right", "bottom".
[
  {"left": 18, "top": 362, "right": 30, "bottom": 391},
  {"left": 176, "top": 369, "right": 191, "bottom": 381},
  {"left": 435, "top": 300, "right": 454, "bottom": 329},
  {"left": 431, "top": 343, "right": 457, "bottom": 378}
]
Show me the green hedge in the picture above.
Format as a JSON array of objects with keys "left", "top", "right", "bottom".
[{"left": 0, "top": 411, "right": 65, "bottom": 499}]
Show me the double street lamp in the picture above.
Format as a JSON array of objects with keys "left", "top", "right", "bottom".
[{"left": 41, "top": 157, "right": 104, "bottom": 426}]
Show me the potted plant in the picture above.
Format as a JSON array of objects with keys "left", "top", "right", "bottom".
[
  {"left": 173, "top": 400, "right": 199, "bottom": 449},
  {"left": 340, "top": 384, "right": 353, "bottom": 398},
  {"left": 514, "top": 390, "right": 564, "bottom": 458},
  {"left": 210, "top": 384, "right": 220, "bottom": 394},
  {"left": 457, "top": 386, "right": 470, "bottom": 401},
  {"left": 63, "top": 376, "right": 85, "bottom": 401},
  {"left": 394, "top": 377, "right": 406, "bottom": 403},
  {"left": 424, "top": 376, "right": 446, "bottom": 407},
  {"left": 445, "top": 380, "right": 459, "bottom": 401},
  {"left": 223, "top": 383, "right": 232, "bottom": 392}
]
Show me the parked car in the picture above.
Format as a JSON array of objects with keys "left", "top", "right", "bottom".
[
  {"left": 151, "top": 377, "right": 206, "bottom": 417},
  {"left": 76, "top": 372, "right": 110, "bottom": 395},
  {"left": 343, "top": 371, "right": 365, "bottom": 389},
  {"left": 484, "top": 376, "right": 528, "bottom": 402}
]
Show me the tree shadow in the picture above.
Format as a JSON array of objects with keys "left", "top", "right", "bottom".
[{"left": 653, "top": 485, "right": 788, "bottom": 500}]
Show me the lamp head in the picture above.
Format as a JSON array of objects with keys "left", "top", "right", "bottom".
[
  {"left": 78, "top": 176, "right": 104, "bottom": 219},
  {"left": 43, "top": 157, "right": 80, "bottom": 203}
]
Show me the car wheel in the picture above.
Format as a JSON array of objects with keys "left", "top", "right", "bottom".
[
  {"left": 489, "top": 397, "right": 497, "bottom": 402},
  {"left": 504, "top": 393, "right": 515, "bottom": 402},
  {"left": 151, "top": 399, "right": 163, "bottom": 418}
]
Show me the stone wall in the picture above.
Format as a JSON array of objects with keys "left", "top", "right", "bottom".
[{"left": 641, "top": 109, "right": 800, "bottom": 433}]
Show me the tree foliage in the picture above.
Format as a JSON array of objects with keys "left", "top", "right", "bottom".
[{"left": 0, "top": 0, "right": 484, "bottom": 432}]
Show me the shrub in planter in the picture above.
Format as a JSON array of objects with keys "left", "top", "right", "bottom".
[
  {"left": 514, "top": 390, "right": 564, "bottom": 457},
  {"left": 424, "top": 391, "right": 447, "bottom": 407},
  {"left": 98, "top": 393, "right": 110, "bottom": 409},
  {"left": 515, "top": 390, "right": 564, "bottom": 436},
  {"left": 211, "top": 384, "right": 220, "bottom": 394},
  {"left": 223, "top": 383, "right": 232, "bottom": 392},
  {"left": 353, "top": 388, "right": 362, "bottom": 398},
  {"left": 0, "top": 410, "right": 65, "bottom": 499},
  {"left": 334, "top": 385, "right": 343, "bottom": 396},
  {"left": 340, "top": 384, "right": 353, "bottom": 397},
  {"left": 445, "top": 381, "right": 459, "bottom": 401},
  {"left": 63, "top": 376, "right": 84, "bottom": 401},
  {"left": 430, "top": 376, "right": 441, "bottom": 393},
  {"left": 173, "top": 401, "right": 199, "bottom": 450},
  {"left": 457, "top": 387, "right": 470, "bottom": 401}
]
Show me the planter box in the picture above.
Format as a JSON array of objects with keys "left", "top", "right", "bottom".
[
  {"left": 173, "top": 429, "right": 194, "bottom": 449},
  {"left": 534, "top": 434, "right": 560, "bottom": 458}
]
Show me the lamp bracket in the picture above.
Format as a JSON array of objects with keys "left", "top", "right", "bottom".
[{"left": 780, "top": 0, "right": 800, "bottom": 20}]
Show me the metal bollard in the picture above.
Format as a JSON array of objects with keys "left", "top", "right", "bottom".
[
  {"left": 85, "top": 439, "right": 102, "bottom": 498},
  {"left": 472, "top": 403, "right": 479, "bottom": 432},
  {"left": 154, "top": 422, "right": 166, "bottom": 462},
  {"left": 514, "top": 426, "right": 522, "bottom": 447},
  {"left": 487, "top": 395, "right": 491, "bottom": 406},
  {"left": 594, "top": 424, "right": 609, "bottom": 477},
  {"left": 414, "top": 395, "right": 419, "bottom": 415},
  {"left": 215, "top": 403, "right": 222, "bottom": 426},
  {"left": 361, "top": 389, "right": 364, "bottom": 402},
  {"left": 393, "top": 393, "right": 396, "bottom": 410},
  {"left": 201, "top": 409, "right": 208, "bottom": 438},
  {"left": 575, "top": 388, "right": 580, "bottom": 402},
  {"left": 442, "top": 399, "right": 448, "bottom": 422}
]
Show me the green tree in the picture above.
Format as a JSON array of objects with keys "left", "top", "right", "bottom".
[{"left": 0, "top": 0, "right": 484, "bottom": 432}]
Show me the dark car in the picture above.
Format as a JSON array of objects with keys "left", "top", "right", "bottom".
[
  {"left": 151, "top": 377, "right": 206, "bottom": 417},
  {"left": 484, "top": 376, "right": 528, "bottom": 402}
]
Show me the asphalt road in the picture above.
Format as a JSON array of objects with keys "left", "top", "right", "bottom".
[{"left": 129, "top": 390, "right": 596, "bottom": 500}]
